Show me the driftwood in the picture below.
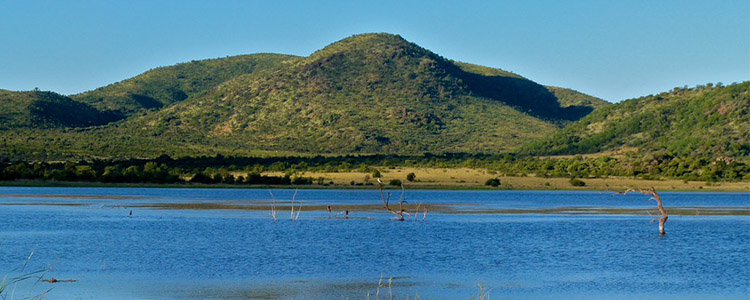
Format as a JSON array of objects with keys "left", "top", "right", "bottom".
[
  {"left": 376, "top": 179, "right": 408, "bottom": 221},
  {"left": 42, "top": 278, "right": 76, "bottom": 283},
  {"left": 611, "top": 187, "right": 668, "bottom": 235}
]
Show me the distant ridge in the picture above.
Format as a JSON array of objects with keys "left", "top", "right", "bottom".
[
  {"left": 72, "top": 53, "right": 300, "bottom": 117},
  {"left": 0, "top": 89, "right": 119, "bottom": 129}
]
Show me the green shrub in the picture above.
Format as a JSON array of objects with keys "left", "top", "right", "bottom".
[
  {"left": 292, "top": 176, "right": 313, "bottom": 185},
  {"left": 569, "top": 178, "right": 586, "bottom": 186},
  {"left": 485, "top": 178, "right": 501, "bottom": 187},
  {"left": 406, "top": 172, "right": 416, "bottom": 182}
]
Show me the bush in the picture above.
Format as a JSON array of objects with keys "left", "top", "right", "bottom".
[
  {"left": 406, "top": 172, "right": 416, "bottom": 182},
  {"left": 389, "top": 179, "right": 402, "bottom": 186},
  {"left": 190, "top": 173, "right": 211, "bottom": 183},
  {"left": 569, "top": 178, "right": 586, "bottom": 186},
  {"left": 292, "top": 176, "right": 312, "bottom": 185},
  {"left": 485, "top": 178, "right": 501, "bottom": 187}
]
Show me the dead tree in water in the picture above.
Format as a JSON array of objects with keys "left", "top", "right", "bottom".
[
  {"left": 376, "top": 179, "right": 407, "bottom": 221},
  {"left": 612, "top": 187, "right": 668, "bottom": 235}
]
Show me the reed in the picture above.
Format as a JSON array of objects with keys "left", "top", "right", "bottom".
[
  {"left": 472, "top": 280, "right": 491, "bottom": 300},
  {"left": 290, "top": 189, "right": 301, "bottom": 221},
  {"left": 268, "top": 190, "right": 277, "bottom": 222},
  {"left": 388, "top": 277, "right": 393, "bottom": 300},
  {"left": 369, "top": 275, "right": 429, "bottom": 300},
  {"left": 1, "top": 250, "right": 52, "bottom": 300},
  {"left": 376, "top": 274, "right": 383, "bottom": 300}
]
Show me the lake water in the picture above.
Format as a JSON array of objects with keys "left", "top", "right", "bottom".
[{"left": 1, "top": 187, "right": 748, "bottom": 299}]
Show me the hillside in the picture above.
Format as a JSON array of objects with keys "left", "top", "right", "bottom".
[
  {"left": 72, "top": 53, "right": 300, "bottom": 117},
  {"left": 0, "top": 33, "right": 609, "bottom": 159},
  {"left": 108, "top": 33, "right": 602, "bottom": 155},
  {"left": 0, "top": 89, "right": 119, "bottom": 129},
  {"left": 545, "top": 86, "right": 609, "bottom": 109},
  {"left": 522, "top": 82, "right": 750, "bottom": 159},
  {"left": 451, "top": 61, "right": 609, "bottom": 116}
]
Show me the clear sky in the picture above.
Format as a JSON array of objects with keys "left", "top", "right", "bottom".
[{"left": 1, "top": 0, "right": 748, "bottom": 102}]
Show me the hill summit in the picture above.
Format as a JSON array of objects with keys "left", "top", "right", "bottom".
[{"left": 114, "top": 33, "right": 604, "bottom": 154}]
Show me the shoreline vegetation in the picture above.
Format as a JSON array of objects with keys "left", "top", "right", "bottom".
[
  {"left": 0, "top": 167, "right": 746, "bottom": 192},
  {"left": 1, "top": 153, "right": 747, "bottom": 192}
]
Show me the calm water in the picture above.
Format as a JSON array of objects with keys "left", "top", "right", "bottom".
[{"left": 0, "top": 187, "right": 748, "bottom": 299}]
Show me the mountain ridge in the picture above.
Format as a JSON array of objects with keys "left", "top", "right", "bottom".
[
  {"left": 0, "top": 89, "right": 120, "bottom": 129},
  {"left": 1, "top": 33, "right": 609, "bottom": 159},
  {"left": 112, "top": 33, "right": 601, "bottom": 154},
  {"left": 71, "top": 53, "right": 300, "bottom": 117}
]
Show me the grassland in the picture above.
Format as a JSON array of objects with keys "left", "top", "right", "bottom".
[
  {"left": 2, "top": 168, "right": 747, "bottom": 192},
  {"left": 265, "top": 167, "right": 749, "bottom": 191}
]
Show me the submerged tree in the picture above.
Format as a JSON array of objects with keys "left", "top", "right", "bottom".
[
  {"left": 376, "top": 178, "right": 407, "bottom": 221},
  {"left": 612, "top": 187, "right": 668, "bottom": 235}
]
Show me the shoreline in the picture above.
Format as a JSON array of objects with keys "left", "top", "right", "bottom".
[{"left": 1, "top": 177, "right": 747, "bottom": 192}]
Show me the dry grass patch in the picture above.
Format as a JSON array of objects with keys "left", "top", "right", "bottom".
[{"left": 256, "top": 167, "right": 748, "bottom": 191}]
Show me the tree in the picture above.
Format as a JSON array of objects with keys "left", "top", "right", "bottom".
[
  {"left": 485, "top": 178, "right": 500, "bottom": 187},
  {"left": 406, "top": 172, "right": 416, "bottom": 182},
  {"left": 75, "top": 165, "right": 96, "bottom": 181},
  {"left": 189, "top": 173, "right": 210, "bottom": 183},
  {"left": 611, "top": 187, "right": 668, "bottom": 235},
  {"left": 569, "top": 178, "right": 585, "bottom": 186},
  {"left": 376, "top": 179, "right": 407, "bottom": 221},
  {"left": 122, "top": 165, "right": 141, "bottom": 182}
]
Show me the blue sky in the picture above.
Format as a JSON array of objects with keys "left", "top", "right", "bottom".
[{"left": 0, "top": 0, "right": 748, "bottom": 102}]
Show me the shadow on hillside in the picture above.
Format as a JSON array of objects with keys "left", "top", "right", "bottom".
[{"left": 444, "top": 63, "right": 589, "bottom": 122}]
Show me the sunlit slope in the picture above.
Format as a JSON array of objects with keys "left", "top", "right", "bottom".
[
  {"left": 72, "top": 53, "right": 300, "bottom": 116},
  {"left": 522, "top": 82, "right": 750, "bottom": 159}
]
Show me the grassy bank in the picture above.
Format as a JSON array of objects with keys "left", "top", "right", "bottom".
[
  {"left": 1, "top": 167, "right": 748, "bottom": 191},
  {"left": 262, "top": 167, "right": 749, "bottom": 191}
]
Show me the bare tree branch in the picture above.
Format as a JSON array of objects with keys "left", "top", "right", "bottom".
[
  {"left": 610, "top": 187, "right": 668, "bottom": 234},
  {"left": 377, "top": 179, "right": 406, "bottom": 221}
]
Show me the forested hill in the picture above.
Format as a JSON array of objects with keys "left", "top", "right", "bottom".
[
  {"left": 112, "top": 33, "right": 605, "bottom": 154},
  {"left": 0, "top": 33, "right": 608, "bottom": 159},
  {"left": 522, "top": 82, "right": 750, "bottom": 159},
  {"left": 0, "top": 89, "right": 120, "bottom": 129},
  {"left": 71, "top": 53, "right": 300, "bottom": 117}
]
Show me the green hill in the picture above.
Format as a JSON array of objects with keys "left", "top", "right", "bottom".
[
  {"left": 0, "top": 89, "right": 119, "bottom": 129},
  {"left": 111, "top": 33, "right": 604, "bottom": 155},
  {"left": 72, "top": 53, "right": 300, "bottom": 117},
  {"left": 522, "top": 82, "right": 750, "bottom": 159},
  {"left": 0, "top": 33, "right": 608, "bottom": 159}
]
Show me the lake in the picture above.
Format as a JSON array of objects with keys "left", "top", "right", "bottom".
[{"left": 1, "top": 187, "right": 748, "bottom": 299}]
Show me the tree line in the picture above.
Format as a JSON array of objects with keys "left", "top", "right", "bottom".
[{"left": 0, "top": 152, "right": 747, "bottom": 184}]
